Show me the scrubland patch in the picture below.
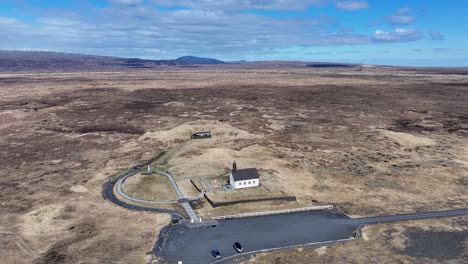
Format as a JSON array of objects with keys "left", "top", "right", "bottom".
[
  {"left": 139, "top": 120, "right": 262, "bottom": 143},
  {"left": 1, "top": 67, "right": 467, "bottom": 263},
  {"left": 242, "top": 218, "right": 468, "bottom": 264},
  {"left": 380, "top": 130, "right": 436, "bottom": 148},
  {"left": 122, "top": 173, "right": 179, "bottom": 201}
]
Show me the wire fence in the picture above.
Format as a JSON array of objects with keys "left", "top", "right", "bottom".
[{"left": 211, "top": 205, "right": 334, "bottom": 220}]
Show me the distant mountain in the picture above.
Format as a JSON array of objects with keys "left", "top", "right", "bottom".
[
  {"left": 306, "top": 63, "right": 355, "bottom": 68},
  {"left": 227, "top": 60, "right": 249, "bottom": 64},
  {"left": 176, "top": 55, "right": 225, "bottom": 64},
  {"left": 0, "top": 50, "right": 188, "bottom": 72}
]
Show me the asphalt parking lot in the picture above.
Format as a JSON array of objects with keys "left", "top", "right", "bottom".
[{"left": 155, "top": 210, "right": 358, "bottom": 264}]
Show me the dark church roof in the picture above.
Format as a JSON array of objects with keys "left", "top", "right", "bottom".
[{"left": 231, "top": 168, "right": 259, "bottom": 181}]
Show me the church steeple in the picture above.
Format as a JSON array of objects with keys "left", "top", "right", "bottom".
[{"left": 232, "top": 161, "right": 237, "bottom": 172}]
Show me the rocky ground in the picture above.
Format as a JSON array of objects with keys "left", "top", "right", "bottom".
[{"left": 0, "top": 67, "right": 467, "bottom": 263}]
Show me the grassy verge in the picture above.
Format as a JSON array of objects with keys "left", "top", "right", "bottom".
[
  {"left": 123, "top": 173, "right": 179, "bottom": 201},
  {"left": 108, "top": 168, "right": 131, "bottom": 181}
]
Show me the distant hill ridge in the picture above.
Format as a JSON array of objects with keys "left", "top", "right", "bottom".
[
  {"left": 176, "top": 55, "right": 225, "bottom": 64},
  {"left": 0, "top": 50, "right": 225, "bottom": 72}
]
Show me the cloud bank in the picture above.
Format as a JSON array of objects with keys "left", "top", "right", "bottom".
[
  {"left": 335, "top": 1, "right": 369, "bottom": 11},
  {"left": 0, "top": 1, "right": 436, "bottom": 60},
  {"left": 371, "top": 28, "right": 422, "bottom": 43}
]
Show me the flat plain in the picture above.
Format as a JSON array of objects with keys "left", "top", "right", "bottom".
[{"left": 0, "top": 65, "right": 467, "bottom": 263}]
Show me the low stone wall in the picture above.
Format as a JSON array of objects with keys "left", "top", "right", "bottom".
[
  {"left": 191, "top": 178, "right": 297, "bottom": 208},
  {"left": 204, "top": 194, "right": 297, "bottom": 208},
  {"left": 190, "top": 178, "right": 206, "bottom": 192},
  {"left": 212, "top": 205, "right": 334, "bottom": 220}
]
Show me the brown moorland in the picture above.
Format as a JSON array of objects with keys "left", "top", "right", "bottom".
[{"left": 0, "top": 65, "right": 467, "bottom": 263}]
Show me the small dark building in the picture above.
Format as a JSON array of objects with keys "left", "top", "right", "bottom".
[{"left": 190, "top": 131, "right": 211, "bottom": 139}]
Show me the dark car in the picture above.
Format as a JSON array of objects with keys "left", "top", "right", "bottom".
[
  {"left": 132, "top": 164, "right": 143, "bottom": 170},
  {"left": 233, "top": 242, "right": 243, "bottom": 253},
  {"left": 211, "top": 249, "right": 221, "bottom": 259},
  {"left": 191, "top": 131, "right": 211, "bottom": 139}
]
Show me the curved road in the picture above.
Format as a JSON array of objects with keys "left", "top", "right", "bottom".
[
  {"left": 102, "top": 141, "right": 200, "bottom": 220},
  {"left": 116, "top": 169, "right": 200, "bottom": 221},
  {"left": 104, "top": 168, "right": 468, "bottom": 264},
  {"left": 101, "top": 146, "right": 468, "bottom": 263},
  {"left": 116, "top": 171, "right": 179, "bottom": 204},
  {"left": 103, "top": 167, "right": 204, "bottom": 221},
  {"left": 102, "top": 168, "right": 185, "bottom": 219}
]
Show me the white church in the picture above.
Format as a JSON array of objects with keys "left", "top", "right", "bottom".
[{"left": 229, "top": 161, "right": 260, "bottom": 189}]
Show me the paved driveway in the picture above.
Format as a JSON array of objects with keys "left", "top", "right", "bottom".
[
  {"left": 155, "top": 210, "right": 357, "bottom": 264},
  {"left": 155, "top": 208, "right": 468, "bottom": 264}
]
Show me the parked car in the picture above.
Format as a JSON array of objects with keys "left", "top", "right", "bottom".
[
  {"left": 191, "top": 131, "right": 211, "bottom": 139},
  {"left": 132, "top": 164, "right": 143, "bottom": 170},
  {"left": 233, "top": 242, "right": 243, "bottom": 253},
  {"left": 211, "top": 249, "right": 221, "bottom": 259}
]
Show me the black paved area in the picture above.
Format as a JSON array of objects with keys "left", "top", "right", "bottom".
[
  {"left": 155, "top": 210, "right": 357, "bottom": 264},
  {"left": 154, "top": 208, "right": 468, "bottom": 264},
  {"left": 103, "top": 167, "right": 468, "bottom": 264}
]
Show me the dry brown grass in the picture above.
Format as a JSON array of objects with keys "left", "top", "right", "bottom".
[
  {"left": 177, "top": 179, "right": 200, "bottom": 198},
  {"left": 122, "top": 173, "right": 179, "bottom": 201},
  {"left": 0, "top": 67, "right": 467, "bottom": 263},
  {"left": 197, "top": 199, "right": 306, "bottom": 218},
  {"left": 206, "top": 185, "right": 290, "bottom": 203}
]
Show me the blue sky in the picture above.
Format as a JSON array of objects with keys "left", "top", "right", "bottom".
[{"left": 0, "top": 0, "right": 467, "bottom": 66}]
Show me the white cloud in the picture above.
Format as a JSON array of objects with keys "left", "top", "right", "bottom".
[
  {"left": 0, "top": 5, "right": 371, "bottom": 59},
  {"left": 108, "top": 0, "right": 143, "bottom": 5},
  {"left": 433, "top": 47, "right": 462, "bottom": 53},
  {"left": 38, "top": 18, "right": 81, "bottom": 26},
  {"left": 0, "top": 2, "right": 430, "bottom": 60},
  {"left": 150, "top": 0, "right": 326, "bottom": 11},
  {"left": 0, "top": 17, "right": 19, "bottom": 25},
  {"left": 388, "top": 15, "right": 414, "bottom": 25},
  {"left": 430, "top": 31, "right": 445, "bottom": 41},
  {"left": 145, "top": 48, "right": 161, "bottom": 53},
  {"left": 371, "top": 28, "right": 422, "bottom": 43},
  {"left": 339, "top": 26, "right": 354, "bottom": 33},
  {"left": 335, "top": 1, "right": 369, "bottom": 11},
  {"left": 396, "top": 7, "right": 411, "bottom": 15},
  {"left": 387, "top": 8, "right": 415, "bottom": 25},
  {"left": 0, "top": 16, "right": 36, "bottom": 37}
]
